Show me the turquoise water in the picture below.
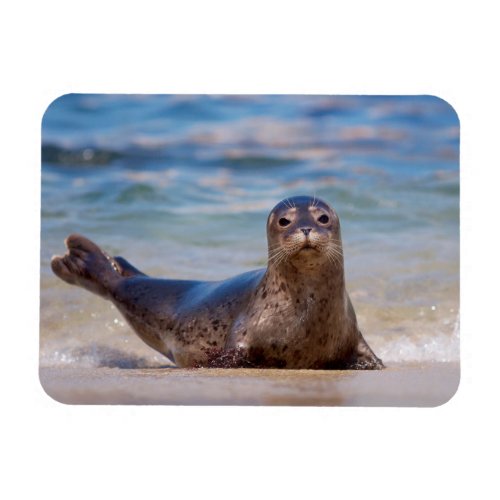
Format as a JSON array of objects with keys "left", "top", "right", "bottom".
[{"left": 40, "top": 95, "right": 459, "bottom": 368}]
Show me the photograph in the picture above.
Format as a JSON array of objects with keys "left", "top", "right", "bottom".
[{"left": 39, "top": 94, "right": 460, "bottom": 405}]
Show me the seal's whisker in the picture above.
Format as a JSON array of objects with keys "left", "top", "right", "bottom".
[
  {"left": 327, "top": 242, "right": 344, "bottom": 257},
  {"left": 268, "top": 252, "right": 285, "bottom": 262},
  {"left": 329, "top": 253, "right": 342, "bottom": 269},
  {"left": 275, "top": 250, "right": 289, "bottom": 265},
  {"left": 328, "top": 247, "right": 343, "bottom": 260},
  {"left": 311, "top": 192, "right": 317, "bottom": 208},
  {"left": 268, "top": 243, "right": 285, "bottom": 251},
  {"left": 268, "top": 245, "right": 283, "bottom": 253},
  {"left": 326, "top": 254, "right": 338, "bottom": 269},
  {"left": 268, "top": 255, "right": 283, "bottom": 264},
  {"left": 269, "top": 248, "right": 289, "bottom": 268},
  {"left": 268, "top": 248, "right": 288, "bottom": 259},
  {"left": 325, "top": 246, "right": 343, "bottom": 268},
  {"left": 268, "top": 248, "right": 287, "bottom": 262}
]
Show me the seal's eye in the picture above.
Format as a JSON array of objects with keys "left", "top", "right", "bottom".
[
  {"left": 318, "top": 215, "right": 329, "bottom": 224},
  {"left": 279, "top": 217, "right": 291, "bottom": 227}
]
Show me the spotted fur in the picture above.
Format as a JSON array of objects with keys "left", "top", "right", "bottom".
[{"left": 51, "top": 196, "right": 384, "bottom": 369}]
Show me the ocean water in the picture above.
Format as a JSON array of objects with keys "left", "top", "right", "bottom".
[{"left": 40, "top": 95, "right": 459, "bottom": 369}]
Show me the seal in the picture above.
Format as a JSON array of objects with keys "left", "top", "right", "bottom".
[{"left": 51, "top": 195, "right": 383, "bottom": 369}]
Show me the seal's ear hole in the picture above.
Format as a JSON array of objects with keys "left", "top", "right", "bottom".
[
  {"left": 318, "top": 215, "right": 329, "bottom": 224},
  {"left": 279, "top": 218, "right": 291, "bottom": 227}
]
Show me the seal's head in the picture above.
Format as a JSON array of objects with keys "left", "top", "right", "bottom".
[{"left": 266, "top": 195, "right": 343, "bottom": 269}]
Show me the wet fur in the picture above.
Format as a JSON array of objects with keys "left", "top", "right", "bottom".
[{"left": 51, "top": 196, "right": 384, "bottom": 369}]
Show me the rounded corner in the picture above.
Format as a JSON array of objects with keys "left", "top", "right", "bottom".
[
  {"left": 38, "top": 367, "right": 72, "bottom": 406},
  {"left": 424, "top": 94, "right": 460, "bottom": 127},
  {"left": 41, "top": 93, "right": 75, "bottom": 128},
  {"left": 429, "top": 366, "right": 461, "bottom": 408}
]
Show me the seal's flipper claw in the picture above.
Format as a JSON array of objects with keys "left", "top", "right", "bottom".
[
  {"left": 51, "top": 254, "right": 77, "bottom": 286},
  {"left": 351, "top": 332, "right": 385, "bottom": 370}
]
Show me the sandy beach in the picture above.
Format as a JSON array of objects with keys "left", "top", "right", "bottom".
[{"left": 40, "top": 361, "right": 459, "bottom": 406}]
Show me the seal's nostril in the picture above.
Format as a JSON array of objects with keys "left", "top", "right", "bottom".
[{"left": 301, "top": 228, "right": 312, "bottom": 236}]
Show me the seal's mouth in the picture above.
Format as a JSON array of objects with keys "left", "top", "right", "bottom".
[{"left": 299, "top": 242, "right": 318, "bottom": 252}]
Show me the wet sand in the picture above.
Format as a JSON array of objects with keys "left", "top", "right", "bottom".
[{"left": 39, "top": 361, "right": 459, "bottom": 406}]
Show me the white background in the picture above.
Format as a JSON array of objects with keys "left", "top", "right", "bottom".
[{"left": 1, "top": 1, "right": 497, "bottom": 499}]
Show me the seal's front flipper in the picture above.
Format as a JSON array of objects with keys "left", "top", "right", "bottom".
[
  {"left": 349, "top": 332, "right": 385, "bottom": 370},
  {"left": 51, "top": 234, "right": 123, "bottom": 299}
]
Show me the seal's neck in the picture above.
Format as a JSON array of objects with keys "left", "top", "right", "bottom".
[{"left": 264, "top": 258, "right": 346, "bottom": 300}]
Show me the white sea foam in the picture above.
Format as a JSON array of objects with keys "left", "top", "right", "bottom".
[{"left": 377, "top": 314, "right": 460, "bottom": 363}]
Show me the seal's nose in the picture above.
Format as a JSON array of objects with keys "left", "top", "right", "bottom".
[{"left": 301, "top": 228, "right": 312, "bottom": 236}]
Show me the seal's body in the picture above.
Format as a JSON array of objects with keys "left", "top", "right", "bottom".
[{"left": 51, "top": 196, "right": 383, "bottom": 369}]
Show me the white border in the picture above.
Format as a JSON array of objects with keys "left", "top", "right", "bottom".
[{"left": 2, "top": 1, "right": 497, "bottom": 499}]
